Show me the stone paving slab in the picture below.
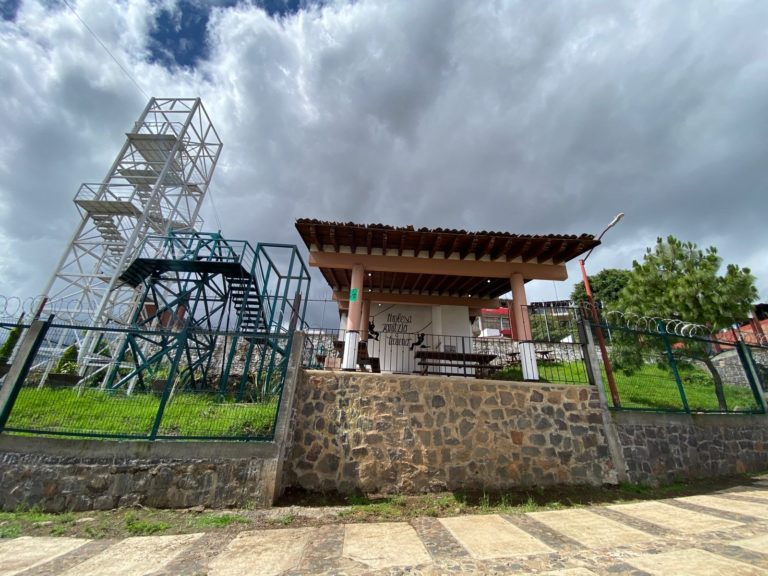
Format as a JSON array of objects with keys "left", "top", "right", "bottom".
[
  {"left": 627, "top": 548, "right": 766, "bottom": 575},
  {"left": 58, "top": 534, "right": 202, "bottom": 576},
  {"left": 677, "top": 495, "right": 768, "bottom": 520},
  {"left": 208, "top": 528, "right": 314, "bottom": 576},
  {"left": 726, "top": 489, "right": 768, "bottom": 502},
  {"left": 0, "top": 537, "right": 89, "bottom": 576},
  {"left": 7, "top": 485, "right": 768, "bottom": 575},
  {"left": 528, "top": 508, "right": 656, "bottom": 549},
  {"left": 343, "top": 522, "right": 432, "bottom": 569},
  {"left": 607, "top": 500, "right": 742, "bottom": 533},
  {"left": 439, "top": 514, "right": 553, "bottom": 560},
  {"left": 535, "top": 569, "right": 598, "bottom": 576},
  {"left": 730, "top": 533, "right": 768, "bottom": 555}
]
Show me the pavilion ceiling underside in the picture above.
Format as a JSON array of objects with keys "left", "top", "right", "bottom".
[{"left": 323, "top": 269, "right": 512, "bottom": 300}]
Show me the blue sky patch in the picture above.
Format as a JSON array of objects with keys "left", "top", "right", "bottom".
[
  {"left": 1, "top": 0, "right": 21, "bottom": 21},
  {"left": 148, "top": 0, "right": 304, "bottom": 68}
]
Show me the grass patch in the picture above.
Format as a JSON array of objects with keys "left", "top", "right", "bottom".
[
  {"left": 494, "top": 359, "right": 761, "bottom": 413},
  {"left": 0, "top": 525, "right": 20, "bottom": 538},
  {"left": 125, "top": 514, "right": 170, "bottom": 536},
  {"left": 609, "top": 363, "right": 761, "bottom": 412},
  {"left": 266, "top": 514, "right": 295, "bottom": 526},
  {"left": 5, "top": 388, "right": 278, "bottom": 438},
  {"left": 493, "top": 361, "right": 591, "bottom": 385},
  {"left": 194, "top": 513, "right": 250, "bottom": 528}
]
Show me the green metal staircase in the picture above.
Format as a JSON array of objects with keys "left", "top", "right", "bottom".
[{"left": 103, "top": 231, "right": 313, "bottom": 400}]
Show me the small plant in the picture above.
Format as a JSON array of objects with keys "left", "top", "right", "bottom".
[
  {"left": 49, "top": 525, "right": 68, "bottom": 536},
  {"left": 519, "top": 496, "right": 540, "bottom": 513},
  {"left": 125, "top": 514, "right": 170, "bottom": 536},
  {"left": 0, "top": 525, "right": 20, "bottom": 538},
  {"left": 84, "top": 525, "right": 108, "bottom": 539},
  {"left": 274, "top": 514, "right": 295, "bottom": 526},
  {"left": 619, "top": 482, "right": 651, "bottom": 495},
  {"left": 194, "top": 513, "right": 249, "bottom": 528},
  {"left": 0, "top": 326, "right": 22, "bottom": 363},
  {"left": 479, "top": 492, "right": 491, "bottom": 512},
  {"left": 54, "top": 345, "right": 79, "bottom": 374}
]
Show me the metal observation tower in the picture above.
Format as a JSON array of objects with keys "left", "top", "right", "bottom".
[{"left": 40, "top": 98, "right": 222, "bottom": 358}]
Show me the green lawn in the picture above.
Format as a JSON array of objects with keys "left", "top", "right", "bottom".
[
  {"left": 493, "top": 360, "right": 762, "bottom": 413},
  {"left": 5, "top": 387, "right": 279, "bottom": 439}
]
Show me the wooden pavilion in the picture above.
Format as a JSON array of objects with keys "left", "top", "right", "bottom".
[{"left": 295, "top": 219, "right": 599, "bottom": 377}]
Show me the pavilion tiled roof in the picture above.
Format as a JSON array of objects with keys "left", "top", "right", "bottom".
[{"left": 295, "top": 219, "right": 599, "bottom": 300}]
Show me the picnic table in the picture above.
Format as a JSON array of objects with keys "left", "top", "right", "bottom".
[{"left": 414, "top": 350, "right": 497, "bottom": 378}]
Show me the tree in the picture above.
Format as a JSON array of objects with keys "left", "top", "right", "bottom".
[
  {"left": 616, "top": 236, "right": 758, "bottom": 410},
  {"left": 570, "top": 268, "right": 631, "bottom": 307},
  {"left": 618, "top": 236, "right": 757, "bottom": 327}
]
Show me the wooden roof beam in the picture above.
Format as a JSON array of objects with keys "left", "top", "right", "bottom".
[
  {"left": 309, "top": 224, "right": 320, "bottom": 249},
  {"left": 335, "top": 290, "right": 499, "bottom": 309},
  {"left": 478, "top": 237, "right": 495, "bottom": 260},
  {"left": 492, "top": 237, "right": 514, "bottom": 260},
  {"left": 446, "top": 235, "right": 461, "bottom": 258},
  {"left": 462, "top": 237, "right": 478, "bottom": 260},
  {"left": 308, "top": 251, "right": 568, "bottom": 281},
  {"left": 329, "top": 226, "right": 338, "bottom": 252},
  {"left": 429, "top": 234, "right": 443, "bottom": 258},
  {"left": 541, "top": 240, "right": 569, "bottom": 264},
  {"left": 523, "top": 239, "right": 550, "bottom": 263}
]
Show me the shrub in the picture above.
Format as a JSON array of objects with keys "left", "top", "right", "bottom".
[
  {"left": 0, "top": 326, "right": 22, "bottom": 363},
  {"left": 54, "top": 345, "right": 79, "bottom": 374}
]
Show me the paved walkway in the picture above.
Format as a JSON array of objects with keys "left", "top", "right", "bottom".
[{"left": 3, "top": 482, "right": 768, "bottom": 575}]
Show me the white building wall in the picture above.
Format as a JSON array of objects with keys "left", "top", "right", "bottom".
[{"left": 364, "top": 303, "right": 473, "bottom": 374}]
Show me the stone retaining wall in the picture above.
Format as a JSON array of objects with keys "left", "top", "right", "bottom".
[
  {"left": 0, "top": 436, "right": 279, "bottom": 512},
  {"left": 283, "top": 371, "right": 618, "bottom": 494},
  {"left": 612, "top": 411, "right": 768, "bottom": 485}
]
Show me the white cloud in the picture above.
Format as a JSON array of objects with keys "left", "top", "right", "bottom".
[{"left": 1, "top": 0, "right": 767, "bottom": 319}]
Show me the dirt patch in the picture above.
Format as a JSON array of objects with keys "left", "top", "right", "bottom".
[{"left": 0, "top": 472, "right": 764, "bottom": 540}]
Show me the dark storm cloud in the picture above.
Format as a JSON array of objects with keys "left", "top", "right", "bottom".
[{"left": 1, "top": 0, "right": 766, "bottom": 306}]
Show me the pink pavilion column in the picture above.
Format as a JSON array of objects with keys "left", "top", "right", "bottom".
[
  {"left": 510, "top": 272, "right": 538, "bottom": 380},
  {"left": 360, "top": 298, "right": 371, "bottom": 343},
  {"left": 342, "top": 264, "right": 365, "bottom": 370}
]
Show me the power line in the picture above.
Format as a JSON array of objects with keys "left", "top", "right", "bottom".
[{"left": 61, "top": 0, "right": 150, "bottom": 100}]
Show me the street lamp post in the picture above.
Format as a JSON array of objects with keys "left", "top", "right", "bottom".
[{"left": 580, "top": 213, "right": 624, "bottom": 408}]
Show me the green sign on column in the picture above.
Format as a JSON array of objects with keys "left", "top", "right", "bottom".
[{"left": 350, "top": 288, "right": 359, "bottom": 302}]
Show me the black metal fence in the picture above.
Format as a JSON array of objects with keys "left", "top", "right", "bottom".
[
  {"left": 0, "top": 319, "right": 293, "bottom": 441},
  {"left": 301, "top": 325, "right": 590, "bottom": 386}
]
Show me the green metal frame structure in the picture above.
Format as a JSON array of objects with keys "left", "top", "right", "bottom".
[{"left": 105, "top": 231, "right": 310, "bottom": 401}]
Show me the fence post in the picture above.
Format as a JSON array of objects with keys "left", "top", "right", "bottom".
[
  {"left": 658, "top": 322, "right": 690, "bottom": 413},
  {"left": 574, "top": 310, "right": 629, "bottom": 482},
  {"left": 576, "top": 311, "right": 597, "bottom": 387},
  {"left": 149, "top": 322, "right": 190, "bottom": 440},
  {"left": 735, "top": 341, "right": 768, "bottom": 414},
  {"left": 0, "top": 316, "right": 54, "bottom": 432}
]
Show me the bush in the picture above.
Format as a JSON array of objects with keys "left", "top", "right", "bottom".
[
  {"left": 0, "top": 327, "right": 22, "bottom": 363},
  {"left": 54, "top": 345, "right": 79, "bottom": 374}
]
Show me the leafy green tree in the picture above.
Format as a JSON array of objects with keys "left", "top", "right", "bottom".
[
  {"left": 618, "top": 236, "right": 757, "bottom": 327},
  {"left": 616, "top": 236, "right": 758, "bottom": 410},
  {"left": 570, "top": 268, "right": 631, "bottom": 307}
]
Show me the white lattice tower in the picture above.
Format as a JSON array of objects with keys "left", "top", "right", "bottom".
[{"left": 40, "top": 98, "right": 222, "bottom": 358}]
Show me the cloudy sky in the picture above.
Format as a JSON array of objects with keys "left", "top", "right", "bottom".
[{"left": 1, "top": 0, "right": 766, "bottom": 321}]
